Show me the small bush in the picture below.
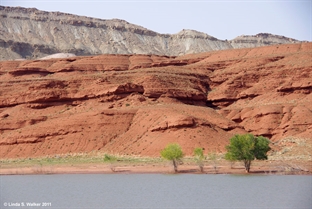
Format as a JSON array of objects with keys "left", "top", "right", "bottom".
[
  {"left": 103, "top": 154, "right": 117, "bottom": 162},
  {"left": 207, "top": 152, "right": 218, "bottom": 173},
  {"left": 194, "top": 147, "right": 204, "bottom": 172}
]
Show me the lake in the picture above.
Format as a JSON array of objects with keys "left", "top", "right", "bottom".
[{"left": 1, "top": 174, "right": 311, "bottom": 209}]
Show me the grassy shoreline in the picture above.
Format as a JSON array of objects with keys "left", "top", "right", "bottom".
[{"left": 0, "top": 153, "right": 165, "bottom": 168}]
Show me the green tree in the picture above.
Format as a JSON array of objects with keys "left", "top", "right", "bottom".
[
  {"left": 225, "top": 134, "right": 271, "bottom": 173},
  {"left": 160, "top": 143, "right": 184, "bottom": 172},
  {"left": 194, "top": 147, "right": 204, "bottom": 172}
]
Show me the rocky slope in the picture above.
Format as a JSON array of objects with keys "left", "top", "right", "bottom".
[
  {"left": 0, "top": 42, "right": 311, "bottom": 158},
  {"left": 0, "top": 6, "right": 301, "bottom": 61}
]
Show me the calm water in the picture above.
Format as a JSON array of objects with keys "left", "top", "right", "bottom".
[{"left": 1, "top": 174, "right": 311, "bottom": 209}]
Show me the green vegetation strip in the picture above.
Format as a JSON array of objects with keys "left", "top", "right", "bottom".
[
  {"left": 0, "top": 153, "right": 166, "bottom": 168},
  {"left": 0, "top": 152, "right": 223, "bottom": 169}
]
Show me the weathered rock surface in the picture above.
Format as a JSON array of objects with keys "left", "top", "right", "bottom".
[
  {"left": 0, "top": 6, "right": 302, "bottom": 61},
  {"left": 0, "top": 42, "right": 311, "bottom": 158}
]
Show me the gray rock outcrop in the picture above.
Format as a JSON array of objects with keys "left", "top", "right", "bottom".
[{"left": 0, "top": 6, "right": 301, "bottom": 60}]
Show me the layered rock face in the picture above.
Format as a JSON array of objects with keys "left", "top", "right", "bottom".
[
  {"left": 0, "top": 43, "right": 311, "bottom": 158},
  {"left": 0, "top": 6, "right": 301, "bottom": 61}
]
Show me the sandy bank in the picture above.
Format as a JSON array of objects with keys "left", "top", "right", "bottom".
[{"left": 1, "top": 161, "right": 311, "bottom": 175}]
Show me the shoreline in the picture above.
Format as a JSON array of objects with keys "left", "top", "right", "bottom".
[{"left": 1, "top": 161, "right": 311, "bottom": 175}]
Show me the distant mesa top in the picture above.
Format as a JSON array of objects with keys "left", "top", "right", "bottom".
[{"left": 0, "top": 6, "right": 303, "bottom": 61}]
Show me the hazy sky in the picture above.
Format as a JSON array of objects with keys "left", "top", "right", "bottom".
[{"left": 1, "top": 0, "right": 311, "bottom": 41}]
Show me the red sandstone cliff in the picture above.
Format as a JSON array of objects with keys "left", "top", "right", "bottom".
[{"left": 0, "top": 43, "right": 311, "bottom": 158}]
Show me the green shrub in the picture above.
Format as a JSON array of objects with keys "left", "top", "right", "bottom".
[
  {"left": 103, "top": 154, "right": 117, "bottom": 162},
  {"left": 207, "top": 152, "right": 218, "bottom": 173},
  {"left": 194, "top": 147, "right": 204, "bottom": 172}
]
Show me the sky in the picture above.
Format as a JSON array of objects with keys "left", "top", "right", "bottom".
[{"left": 1, "top": 0, "right": 311, "bottom": 41}]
